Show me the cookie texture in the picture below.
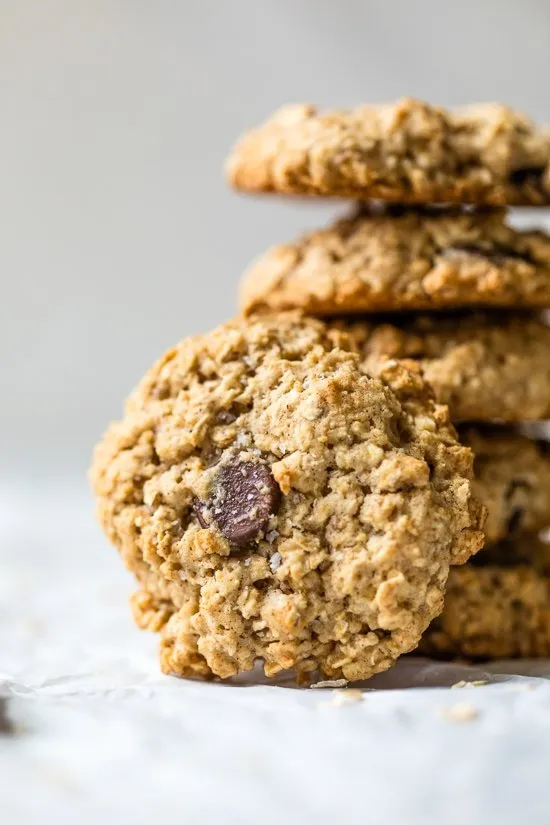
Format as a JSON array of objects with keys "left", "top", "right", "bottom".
[
  {"left": 91, "top": 313, "right": 484, "bottom": 683},
  {"left": 240, "top": 207, "right": 550, "bottom": 316},
  {"left": 420, "top": 536, "right": 550, "bottom": 660},
  {"left": 227, "top": 99, "right": 550, "bottom": 206},
  {"left": 462, "top": 427, "right": 550, "bottom": 545},
  {"left": 345, "top": 312, "right": 550, "bottom": 422}
]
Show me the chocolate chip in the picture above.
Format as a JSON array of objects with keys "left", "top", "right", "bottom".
[
  {"left": 442, "top": 243, "right": 534, "bottom": 265},
  {"left": 508, "top": 166, "right": 546, "bottom": 189},
  {"left": 195, "top": 460, "right": 281, "bottom": 546}
]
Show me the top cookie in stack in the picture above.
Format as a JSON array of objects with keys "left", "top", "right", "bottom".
[
  {"left": 228, "top": 99, "right": 550, "bottom": 661},
  {"left": 227, "top": 99, "right": 550, "bottom": 205}
]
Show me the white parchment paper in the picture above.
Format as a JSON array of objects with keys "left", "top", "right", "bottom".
[{"left": 2, "top": 484, "right": 550, "bottom": 825}]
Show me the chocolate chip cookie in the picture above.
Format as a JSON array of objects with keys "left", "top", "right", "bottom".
[
  {"left": 227, "top": 99, "right": 550, "bottom": 206},
  {"left": 462, "top": 427, "right": 550, "bottom": 544},
  {"left": 240, "top": 206, "right": 550, "bottom": 316},
  {"left": 345, "top": 312, "right": 550, "bottom": 422},
  {"left": 420, "top": 535, "right": 550, "bottom": 660},
  {"left": 91, "top": 313, "right": 484, "bottom": 683}
]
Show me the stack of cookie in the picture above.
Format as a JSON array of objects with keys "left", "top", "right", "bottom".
[{"left": 228, "top": 99, "right": 550, "bottom": 661}]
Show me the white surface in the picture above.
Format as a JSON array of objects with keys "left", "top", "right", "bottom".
[{"left": 2, "top": 486, "right": 550, "bottom": 825}]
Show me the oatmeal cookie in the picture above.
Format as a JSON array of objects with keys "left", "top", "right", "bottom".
[
  {"left": 91, "top": 312, "right": 483, "bottom": 682},
  {"left": 462, "top": 427, "right": 550, "bottom": 545},
  {"left": 240, "top": 206, "right": 550, "bottom": 315},
  {"left": 227, "top": 99, "right": 550, "bottom": 205},
  {"left": 346, "top": 312, "right": 550, "bottom": 422},
  {"left": 420, "top": 535, "right": 550, "bottom": 659}
]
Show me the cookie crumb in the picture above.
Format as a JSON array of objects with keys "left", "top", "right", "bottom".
[
  {"left": 439, "top": 702, "right": 479, "bottom": 722},
  {"left": 310, "top": 678, "right": 349, "bottom": 689},
  {"left": 319, "top": 689, "right": 364, "bottom": 709},
  {"left": 451, "top": 680, "right": 488, "bottom": 689}
]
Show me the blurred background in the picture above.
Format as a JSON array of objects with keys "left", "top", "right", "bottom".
[
  {"left": 2, "top": 0, "right": 550, "bottom": 483},
  {"left": 2, "top": 7, "right": 550, "bottom": 821}
]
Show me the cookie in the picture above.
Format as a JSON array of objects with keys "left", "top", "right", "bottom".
[
  {"left": 240, "top": 206, "right": 550, "bottom": 316},
  {"left": 227, "top": 99, "right": 550, "bottom": 206},
  {"left": 91, "top": 312, "right": 484, "bottom": 683},
  {"left": 345, "top": 312, "right": 550, "bottom": 422},
  {"left": 420, "top": 535, "right": 550, "bottom": 660},
  {"left": 461, "top": 427, "right": 550, "bottom": 544}
]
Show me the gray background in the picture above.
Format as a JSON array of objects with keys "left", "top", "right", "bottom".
[
  {"left": 2, "top": 0, "right": 550, "bottom": 480},
  {"left": 2, "top": 8, "right": 550, "bottom": 821}
]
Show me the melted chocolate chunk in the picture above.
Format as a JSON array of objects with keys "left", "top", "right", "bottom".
[
  {"left": 195, "top": 460, "right": 281, "bottom": 546},
  {"left": 508, "top": 166, "right": 546, "bottom": 189},
  {"left": 442, "top": 243, "right": 534, "bottom": 265}
]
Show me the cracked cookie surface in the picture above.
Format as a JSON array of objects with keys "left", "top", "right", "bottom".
[
  {"left": 91, "top": 312, "right": 483, "bottom": 682},
  {"left": 227, "top": 99, "right": 550, "bottom": 205},
  {"left": 345, "top": 312, "right": 550, "bottom": 422},
  {"left": 240, "top": 207, "right": 550, "bottom": 316},
  {"left": 420, "top": 536, "right": 550, "bottom": 660}
]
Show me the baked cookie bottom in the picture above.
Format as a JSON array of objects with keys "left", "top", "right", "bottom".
[{"left": 420, "top": 536, "right": 550, "bottom": 660}]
